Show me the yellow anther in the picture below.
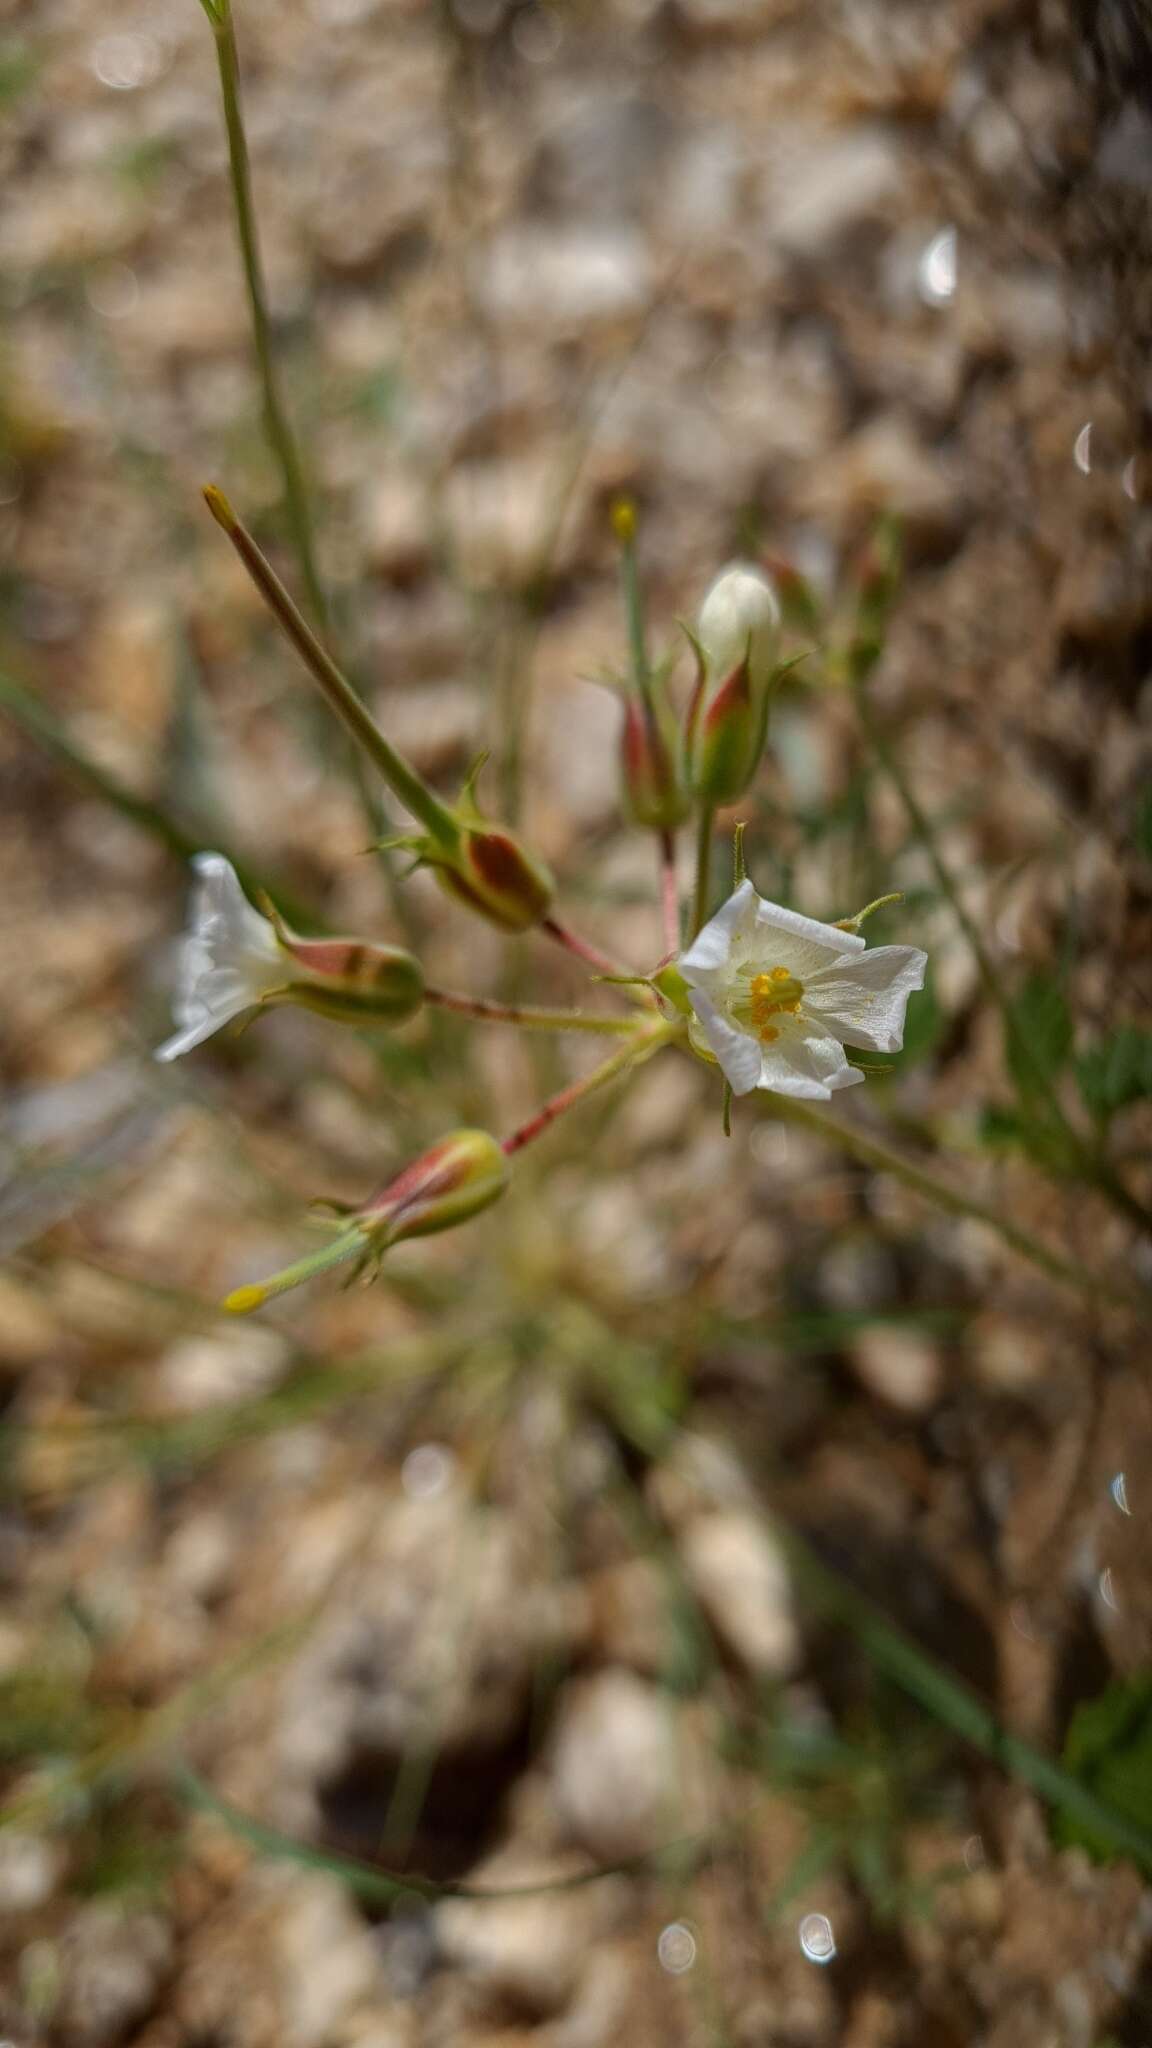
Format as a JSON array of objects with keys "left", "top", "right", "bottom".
[{"left": 748, "top": 965, "right": 804, "bottom": 1041}]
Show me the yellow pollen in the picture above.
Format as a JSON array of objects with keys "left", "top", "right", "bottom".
[{"left": 748, "top": 966, "right": 804, "bottom": 1042}]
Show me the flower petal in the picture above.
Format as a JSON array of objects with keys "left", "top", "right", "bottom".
[
  {"left": 749, "top": 896, "right": 865, "bottom": 977},
  {"left": 803, "top": 945, "right": 927, "bottom": 1053},
  {"left": 154, "top": 1003, "right": 249, "bottom": 1063},
  {"left": 697, "top": 563, "right": 780, "bottom": 682},
  {"left": 191, "top": 852, "right": 281, "bottom": 961},
  {"left": 687, "top": 989, "right": 764, "bottom": 1095},
  {"left": 156, "top": 852, "right": 282, "bottom": 1061},
  {"left": 756, "top": 1025, "right": 866, "bottom": 1099},
  {"left": 679, "top": 879, "right": 759, "bottom": 983}
]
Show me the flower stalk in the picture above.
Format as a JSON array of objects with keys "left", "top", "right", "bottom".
[
  {"left": 501, "top": 1021, "right": 677, "bottom": 1157},
  {"left": 197, "top": 0, "right": 327, "bottom": 635},
  {"left": 425, "top": 988, "right": 638, "bottom": 1036},
  {"left": 203, "top": 487, "right": 457, "bottom": 845}
]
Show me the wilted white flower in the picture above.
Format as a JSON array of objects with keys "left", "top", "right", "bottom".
[
  {"left": 696, "top": 561, "right": 780, "bottom": 688},
  {"left": 678, "top": 880, "right": 927, "bottom": 1100},
  {"left": 155, "top": 853, "right": 284, "bottom": 1063}
]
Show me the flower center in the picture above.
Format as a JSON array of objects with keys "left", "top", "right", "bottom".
[{"left": 745, "top": 965, "right": 805, "bottom": 1044}]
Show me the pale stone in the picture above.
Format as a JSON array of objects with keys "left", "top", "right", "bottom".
[{"left": 680, "top": 1511, "right": 800, "bottom": 1678}]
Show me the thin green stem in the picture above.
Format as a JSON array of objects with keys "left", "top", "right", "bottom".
[
  {"left": 501, "top": 1022, "right": 675, "bottom": 1157},
  {"left": 692, "top": 803, "right": 715, "bottom": 939},
  {"left": 208, "top": 0, "right": 326, "bottom": 633},
  {"left": 203, "top": 488, "right": 458, "bottom": 846},
  {"left": 763, "top": 1095, "right": 1145, "bottom": 1309},
  {"left": 615, "top": 503, "right": 650, "bottom": 703},
  {"left": 425, "top": 987, "right": 638, "bottom": 1036}
]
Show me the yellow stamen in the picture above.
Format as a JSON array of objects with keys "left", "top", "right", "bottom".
[{"left": 748, "top": 967, "right": 804, "bottom": 1042}]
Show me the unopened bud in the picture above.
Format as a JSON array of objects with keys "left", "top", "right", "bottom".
[
  {"left": 360, "top": 1127, "right": 509, "bottom": 1244},
  {"left": 696, "top": 562, "right": 780, "bottom": 689},
  {"left": 620, "top": 697, "right": 690, "bottom": 830},
  {"left": 265, "top": 907, "right": 425, "bottom": 1024},
  {"left": 435, "top": 825, "right": 554, "bottom": 933},
  {"left": 224, "top": 1128, "right": 509, "bottom": 1314},
  {"left": 686, "top": 562, "right": 781, "bottom": 806}
]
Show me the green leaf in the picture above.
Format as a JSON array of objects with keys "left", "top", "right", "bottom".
[
  {"left": 1075, "top": 1028, "right": 1152, "bottom": 1122},
  {"left": 1059, "top": 1677, "right": 1152, "bottom": 1862},
  {"left": 1005, "top": 971, "right": 1072, "bottom": 1098}
]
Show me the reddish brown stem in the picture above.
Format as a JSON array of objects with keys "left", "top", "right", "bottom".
[
  {"left": 425, "top": 987, "right": 635, "bottom": 1036},
  {"left": 540, "top": 915, "right": 635, "bottom": 983},
  {"left": 501, "top": 1025, "right": 673, "bottom": 1157}
]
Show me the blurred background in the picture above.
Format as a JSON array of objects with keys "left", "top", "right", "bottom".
[{"left": 2, "top": 0, "right": 1152, "bottom": 2042}]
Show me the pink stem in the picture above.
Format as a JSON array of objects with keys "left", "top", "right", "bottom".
[
  {"left": 540, "top": 915, "right": 634, "bottom": 983},
  {"left": 425, "top": 987, "right": 635, "bottom": 1035},
  {"left": 501, "top": 1026, "right": 671, "bottom": 1157}
]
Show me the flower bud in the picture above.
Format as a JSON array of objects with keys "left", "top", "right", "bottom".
[
  {"left": 360, "top": 1128, "right": 510, "bottom": 1244},
  {"left": 696, "top": 562, "right": 780, "bottom": 689},
  {"left": 274, "top": 932, "right": 425, "bottom": 1024},
  {"left": 434, "top": 825, "right": 554, "bottom": 933},
  {"left": 620, "top": 697, "right": 690, "bottom": 831},
  {"left": 224, "top": 1129, "right": 509, "bottom": 1314},
  {"left": 686, "top": 562, "right": 781, "bottom": 807}
]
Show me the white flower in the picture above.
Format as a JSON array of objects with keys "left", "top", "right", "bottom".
[
  {"left": 678, "top": 880, "right": 927, "bottom": 1101},
  {"left": 155, "top": 853, "right": 284, "bottom": 1063},
  {"left": 696, "top": 562, "right": 780, "bottom": 687}
]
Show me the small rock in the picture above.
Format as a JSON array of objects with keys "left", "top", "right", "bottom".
[
  {"left": 155, "top": 1327, "right": 289, "bottom": 1412},
  {"left": 56, "top": 1904, "right": 172, "bottom": 2048},
  {"left": 0, "top": 1829, "right": 61, "bottom": 1912},
  {"left": 278, "top": 1491, "right": 573, "bottom": 1805},
  {"left": 800, "top": 417, "right": 961, "bottom": 548},
  {"left": 481, "top": 226, "right": 652, "bottom": 328},
  {"left": 550, "top": 1670, "right": 703, "bottom": 1862},
  {"left": 528, "top": 95, "right": 680, "bottom": 222},
  {"left": 361, "top": 471, "right": 434, "bottom": 581},
  {"left": 547, "top": 1947, "right": 631, "bottom": 2048},
  {"left": 274, "top": 1876, "right": 384, "bottom": 2048},
  {"left": 848, "top": 1327, "right": 944, "bottom": 1413},
  {"left": 766, "top": 126, "right": 903, "bottom": 254},
  {"left": 679, "top": 1511, "right": 801, "bottom": 1678},
  {"left": 443, "top": 451, "right": 585, "bottom": 587},
  {"left": 435, "top": 1849, "right": 615, "bottom": 2019}
]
